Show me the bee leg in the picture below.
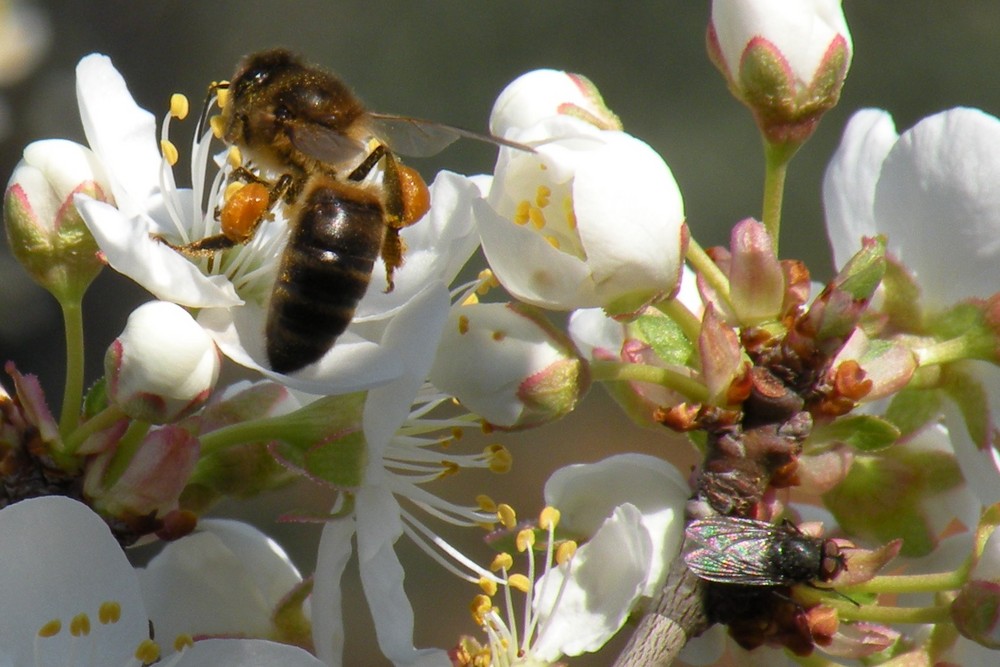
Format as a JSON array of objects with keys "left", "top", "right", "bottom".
[
  {"left": 347, "top": 145, "right": 388, "bottom": 182},
  {"left": 162, "top": 173, "right": 295, "bottom": 255},
  {"left": 379, "top": 227, "right": 407, "bottom": 293}
]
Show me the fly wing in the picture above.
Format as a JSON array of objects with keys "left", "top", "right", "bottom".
[
  {"left": 684, "top": 517, "right": 783, "bottom": 585},
  {"left": 367, "top": 112, "right": 534, "bottom": 157}
]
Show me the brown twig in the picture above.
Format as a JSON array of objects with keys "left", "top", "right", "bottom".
[{"left": 612, "top": 555, "right": 709, "bottom": 667}]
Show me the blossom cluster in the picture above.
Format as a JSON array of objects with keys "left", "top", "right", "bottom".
[{"left": 4, "top": 1, "right": 1000, "bottom": 666}]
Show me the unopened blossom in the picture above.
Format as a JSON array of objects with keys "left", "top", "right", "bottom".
[
  {"left": 105, "top": 300, "right": 220, "bottom": 423},
  {"left": 4, "top": 139, "right": 109, "bottom": 301},
  {"left": 489, "top": 68, "right": 621, "bottom": 135},
  {"left": 477, "top": 72, "right": 685, "bottom": 314},
  {"left": 707, "top": 0, "right": 852, "bottom": 147},
  {"left": 429, "top": 301, "right": 590, "bottom": 429},
  {"left": 0, "top": 496, "right": 323, "bottom": 666}
]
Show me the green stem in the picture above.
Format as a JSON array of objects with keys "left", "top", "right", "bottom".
[
  {"left": 916, "top": 334, "right": 978, "bottom": 368},
  {"left": 654, "top": 296, "right": 701, "bottom": 345},
  {"left": 59, "top": 298, "right": 86, "bottom": 438},
  {"left": 102, "top": 419, "right": 151, "bottom": 487},
  {"left": 842, "top": 568, "right": 968, "bottom": 596},
  {"left": 62, "top": 403, "right": 128, "bottom": 455},
  {"left": 589, "top": 360, "right": 708, "bottom": 403},
  {"left": 762, "top": 141, "right": 794, "bottom": 255},
  {"left": 197, "top": 415, "right": 294, "bottom": 458},
  {"left": 685, "top": 237, "right": 731, "bottom": 306},
  {"left": 827, "top": 599, "right": 952, "bottom": 625}
]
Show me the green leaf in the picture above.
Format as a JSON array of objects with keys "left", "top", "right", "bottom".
[
  {"left": 301, "top": 430, "right": 367, "bottom": 488},
  {"left": 809, "top": 415, "right": 900, "bottom": 453},
  {"left": 885, "top": 388, "right": 942, "bottom": 438},
  {"left": 634, "top": 314, "right": 693, "bottom": 366}
]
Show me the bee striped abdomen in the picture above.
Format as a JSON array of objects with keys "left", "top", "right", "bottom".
[{"left": 266, "top": 180, "right": 386, "bottom": 373}]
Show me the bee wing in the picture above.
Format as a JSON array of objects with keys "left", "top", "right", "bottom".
[
  {"left": 287, "top": 121, "right": 369, "bottom": 166},
  {"left": 367, "top": 112, "right": 534, "bottom": 157},
  {"left": 684, "top": 517, "right": 784, "bottom": 585}
]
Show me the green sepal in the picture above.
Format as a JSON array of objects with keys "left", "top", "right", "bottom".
[{"left": 808, "top": 414, "right": 900, "bottom": 453}]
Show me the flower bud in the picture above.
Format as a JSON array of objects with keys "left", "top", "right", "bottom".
[
  {"left": 85, "top": 424, "right": 199, "bottom": 528},
  {"left": 477, "top": 115, "right": 685, "bottom": 314},
  {"left": 4, "top": 139, "right": 112, "bottom": 302},
  {"left": 707, "top": 0, "right": 852, "bottom": 148},
  {"left": 105, "top": 301, "right": 220, "bottom": 423},
  {"left": 429, "top": 302, "right": 590, "bottom": 429},
  {"left": 953, "top": 528, "right": 1000, "bottom": 649},
  {"left": 490, "top": 69, "right": 621, "bottom": 136}
]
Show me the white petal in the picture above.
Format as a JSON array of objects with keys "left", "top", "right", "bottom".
[
  {"left": 356, "top": 171, "right": 480, "bottom": 321},
  {"left": 171, "top": 638, "right": 326, "bottom": 666},
  {"left": 573, "top": 132, "right": 684, "bottom": 301},
  {"left": 531, "top": 503, "right": 650, "bottom": 659},
  {"left": 198, "top": 303, "right": 405, "bottom": 394},
  {"left": 544, "top": 453, "right": 689, "bottom": 595},
  {"left": 873, "top": 107, "right": 1000, "bottom": 308},
  {"left": 76, "top": 197, "right": 242, "bottom": 307},
  {"left": 136, "top": 519, "right": 303, "bottom": 642},
  {"left": 567, "top": 307, "right": 624, "bottom": 360},
  {"left": 312, "top": 518, "right": 355, "bottom": 667},
  {"left": 356, "top": 487, "right": 450, "bottom": 666},
  {"left": 0, "top": 497, "right": 147, "bottom": 665},
  {"left": 475, "top": 196, "right": 594, "bottom": 308},
  {"left": 822, "top": 108, "right": 898, "bottom": 269},
  {"left": 362, "top": 280, "right": 450, "bottom": 458},
  {"left": 944, "top": 362, "right": 1000, "bottom": 506},
  {"left": 75, "top": 54, "right": 163, "bottom": 215}
]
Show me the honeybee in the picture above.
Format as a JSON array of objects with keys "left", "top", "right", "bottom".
[{"left": 189, "top": 49, "right": 525, "bottom": 373}]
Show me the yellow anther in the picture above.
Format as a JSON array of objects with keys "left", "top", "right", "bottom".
[
  {"left": 160, "top": 139, "right": 179, "bottom": 167},
  {"left": 491, "top": 330, "right": 506, "bottom": 342},
  {"left": 481, "top": 421, "right": 495, "bottom": 434},
  {"left": 174, "top": 634, "right": 194, "bottom": 651},
  {"left": 528, "top": 206, "right": 546, "bottom": 230},
  {"left": 215, "top": 85, "right": 230, "bottom": 109},
  {"left": 458, "top": 314, "right": 470, "bottom": 334},
  {"left": 485, "top": 444, "right": 512, "bottom": 474},
  {"left": 470, "top": 594, "right": 493, "bottom": 625},
  {"left": 36, "top": 619, "right": 61, "bottom": 638},
  {"left": 563, "top": 196, "right": 577, "bottom": 230},
  {"left": 438, "top": 460, "right": 460, "bottom": 478},
  {"left": 497, "top": 503, "right": 516, "bottom": 529},
  {"left": 69, "top": 613, "right": 91, "bottom": 637},
  {"left": 555, "top": 540, "right": 578, "bottom": 565},
  {"left": 508, "top": 573, "right": 531, "bottom": 593},
  {"left": 514, "top": 200, "right": 531, "bottom": 225},
  {"left": 490, "top": 552, "right": 513, "bottom": 572},
  {"left": 135, "top": 639, "right": 161, "bottom": 663},
  {"left": 226, "top": 145, "right": 243, "bottom": 169},
  {"left": 544, "top": 234, "right": 560, "bottom": 249},
  {"left": 476, "top": 494, "right": 497, "bottom": 512},
  {"left": 209, "top": 114, "right": 226, "bottom": 139},
  {"left": 478, "top": 268, "right": 499, "bottom": 288},
  {"left": 461, "top": 292, "right": 480, "bottom": 306},
  {"left": 98, "top": 601, "right": 121, "bottom": 624},
  {"left": 451, "top": 427, "right": 464, "bottom": 440},
  {"left": 478, "top": 576, "right": 498, "bottom": 596},
  {"left": 169, "top": 93, "right": 189, "bottom": 120},
  {"left": 539, "top": 506, "right": 561, "bottom": 531},
  {"left": 535, "top": 184, "right": 551, "bottom": 208},
  {"left": 515, "top": 528, "right": 536, "bottom": 552}
]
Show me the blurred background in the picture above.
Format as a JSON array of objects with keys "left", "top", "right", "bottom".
[{"left": 2, "top": 2, "right": 1000, "bottom": 664}]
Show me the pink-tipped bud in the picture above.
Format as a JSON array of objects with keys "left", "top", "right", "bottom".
[{"left": 105, "top": 301, "right": 220, "bottom": 423}]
